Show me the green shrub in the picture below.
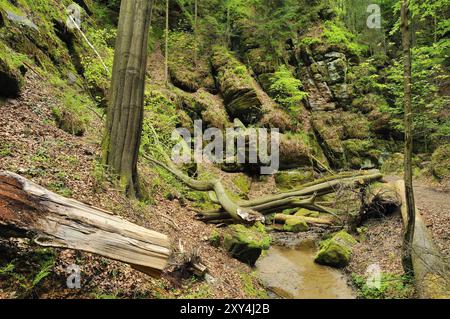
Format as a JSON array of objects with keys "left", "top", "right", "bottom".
[{"left": 269, "top": 65, "right": 307, "bottom": 113}]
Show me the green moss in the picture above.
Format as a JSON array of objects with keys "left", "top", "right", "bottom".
[
  {"left": 315, "top": 230, "right": 357, "bottom": 268},
  {"left": 224, "top": 222, "right": 270, "bottom": 265},
  {"left": 295, "top": 208, "right": 320, "bottom": 218},
  {"left": 431, "top": 144, "right": 450, "bottom": 179},
  {"left": 283, "top": 217, "right": 309, "bottom": 233},
  {"left": 240, "top": 272, "right": 269, "bottom": 298},
  {"left": 52, "top": 89, "right": 91, "bottom": 136},
  {"left": 232, "top": 174, "right": 251, "bottom": 195},
  {"left": 0, "top": 142, "right": 12, "bottom": 158},
  {"left": 167, "top": 31, "right": 215, "bottom": 92},
  {"left": 209, "top": 229, "right": 221, "bottom": 247},
  {"left": 352, "top": 273, "right": 415, "bottom": 299},
  {"left": 274, "top": 169, "right": 314, "bottom": 190}
]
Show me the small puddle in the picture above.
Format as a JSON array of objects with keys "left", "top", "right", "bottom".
[{"left": 256, "top": 241, "right": 355, "bottom": 299}]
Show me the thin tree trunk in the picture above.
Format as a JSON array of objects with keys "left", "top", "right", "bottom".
[
  {"left": 194, "top": 0, "right": 198, "bottom": 66},
  {"left": 103, "top": 0, "right": 151, "bottom": 198},
  {"left": 401, "top": 0, "right": 416, "bottom": 275},
  {"left": 165, "top": 0, "right": 169, "bottom": 86}
]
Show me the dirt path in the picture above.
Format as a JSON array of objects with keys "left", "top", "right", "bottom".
[{"left": 384, "top": 176, "right": 450, "bottom": 258}]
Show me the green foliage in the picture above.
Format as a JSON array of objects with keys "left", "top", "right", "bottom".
[
  {"left": 0, "top": 248, "right": 56, "bottom": 298},
  {"left": 323, "top": 21, "right": 368, "bottom": 56},
  {"left": 80, "top": 28, "right": 115, "bottom": 104},
  {"left": 269, "top": 65, "right": 307, "bottom": 113},
  {"left": 384, "top": 45, "right": 450, "bottom": 148},
  {"left": 0, "top": 143, "right": 12, "bottom": 158},
  {"left": 352, "top": 272, "right": 415, "bottom": 299},
  {"left": 140, "top": 90, "right": 180, "bottom": 157},
  {"left": 52, "top": 88, "right": 92, "bottom": 136}
]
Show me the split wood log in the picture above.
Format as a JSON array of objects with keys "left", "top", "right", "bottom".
[
  {"left": 273, "top": 213, "right": 333, "bottom": 226},
  {"left": 394, "top": 180, "right": 449, "bottom": 298},
  {"left": 0, "top": 171, "right": 171, "bottom": 278}
]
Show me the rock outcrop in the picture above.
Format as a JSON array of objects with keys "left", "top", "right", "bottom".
[{"left": 211, "top": 46, "right": 263, "bottom": 125}]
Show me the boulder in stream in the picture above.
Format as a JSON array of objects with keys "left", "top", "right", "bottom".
[
  {"left": 223, "top": 222, "right": 270, "bottom": 265},
  {"left": 314, "top": 230, "right": 357, "bottom": 268}
]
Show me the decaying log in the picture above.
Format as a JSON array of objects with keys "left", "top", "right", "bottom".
[
  {"left": 0, "top": 171, "right": 171, "bottom": 278},
  {"left": 394, "top": 180, "right": 449, "bottom": 299},
  {"left": 273, "top": 213, "right": 333, "bottom": 226}
]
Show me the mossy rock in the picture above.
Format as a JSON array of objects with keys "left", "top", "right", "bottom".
[
  {"left": 431, "top": 144, "right": 450, "bottom": 179},
  {"left": 223, "top": 222, "right": 270, "bottom": 265},
  {"left": 209, "top": 229, "right": 221, "bottom": 248},
  {"left": 0, "top": 43, "right": 27, "bottom": 98},
  {"left": 211, "top": 46, "right": 263, "bottom": 125},
  {"left": 283, "top": 217, "right": 309, "bottom": 233},
  {"left": 167, "top": 32, "right": 215, "bottom": 93},
  {"left": 279, "top": 133, "right": 312, "bottom": 169},
  {"left": 52, "top": 107, "right": 86, "bottom": 136},
  {"left": 246, "top": 48, "right": 278, "bottom": 75},
  {"left": 274, "top": 169, "right": 314, "bottom": 189},
  {"left": 342, "top": 139, "right": 378, "bottom": 169},
  {"left": 232, "top": 174, "right": 251, "bottom": 195},
  {"left": 314, "top": 230, "right": 357, "bottom": 268},
  {"left": 295, "top": 208, "right": 320, "bottom": 218}
]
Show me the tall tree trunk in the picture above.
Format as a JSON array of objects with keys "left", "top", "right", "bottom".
[
  {"left": 401, "top": 0, "right": 416, "bottom": 275},
  {"left": 194, "top": 0, "right": 198, "bottom": 66},
  {"left": 103, "top": 0, "right": 151, "bottom": 198},
  {"left": 165, "top": 0, "right": 169, "bottom": 86}
]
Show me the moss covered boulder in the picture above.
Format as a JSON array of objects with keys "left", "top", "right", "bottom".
[
  {"left": 168, "top": 32, "right": 216, "bottom": 93},
  {"left": 0, "top": 43, "right": 27, "bottom": 98},
  {"left": 211, "top": 46, "right": 263, "bottom": 125},
  {"left": 278, "top": 133, "right": 313, "bottom": 169},
  {"left": 0, "top": 56, "right": 24, "bottom": 98},
  {"left": 283, "top": 217, "right": 309, "bottom": 233},
  {"left": 431, "top": 144, "right": 450, "bottom": 180},
  {"left": 314, "top": 230, "right": 357, "bottom": 268},
  {"left": 312, "top": 110, "right": 372, "bottom": 168},
  {"left": 295, "top": 208, "right": 320, "bottom": 218},
  {"left": 223, "top": 222, "right": 270, "bottom": 265},
  {"left": 275, "top": 169, "right": 314, "bottom": 189},
  {"left": 177, "top": 88, "right": 231, "bottom": 130}
]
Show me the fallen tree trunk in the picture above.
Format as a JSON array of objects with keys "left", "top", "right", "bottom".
[
  {"left": 0, "top": 171, "right": 171, "bottom": 277},
  {"left": 394, "top": 180, "right": 449, "bottom": 299},
  {"left": 146, "top": 154, "right": 383, "bottom": 225},
  {"left": 143, "top": 154, "right": 264, "bottom": 223},
  {"left": 273, "top": 213, "right": 333, "bottom": 226}
]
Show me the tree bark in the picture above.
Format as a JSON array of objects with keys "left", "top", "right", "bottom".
[
  {"left": 273, "top": 214, "right": 333, "bottom": 226},
  {"left": 103, "top": 0, "right": 151, "bottom": 198},
  {"left": 0, "top": 171, "right": 171, "bottom": 278},
  {"left": 165, "top": 0, "right": 170, "bottom": 85},
  {"left": 401, "top": 0, "right": 416, "bottom": 275}
]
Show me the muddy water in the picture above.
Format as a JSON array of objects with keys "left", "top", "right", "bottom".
[{"left": 256, "top": 242, "right": 355, "bottom": 299}]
